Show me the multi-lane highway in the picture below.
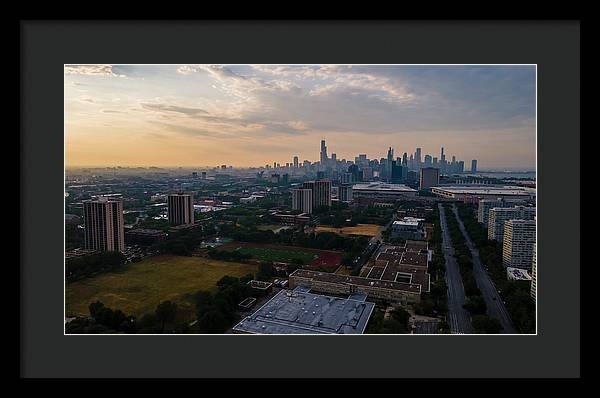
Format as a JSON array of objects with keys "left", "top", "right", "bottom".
[
  {"left": 451, "top": 205, "right": 516, "bottom": 333},
  {"left": 438, "top": 204, "right": 473, "bottom": 334}
]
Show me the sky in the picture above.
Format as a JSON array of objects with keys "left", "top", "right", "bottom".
[{"left": 65, "top": 64, "right": 536, "bottom": 170}]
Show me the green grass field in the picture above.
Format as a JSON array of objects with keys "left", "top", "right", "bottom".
[
  {"left": 65, "top": 255, "right": 257, "bottom": 321},
  {"left": 227, "top": 246, "right": 318, "bottom": 264}
]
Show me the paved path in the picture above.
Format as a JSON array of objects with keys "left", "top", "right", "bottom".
[
  {"left": 438, "top": 204, "right": 472, "bottom": 334},
  {"left": 451, "top": 204, "right": 517, "bottom": 334}
]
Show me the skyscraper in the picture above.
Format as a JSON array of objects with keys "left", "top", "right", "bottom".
[
  {"left": 391, "top": 161, "right": 403, "bottom": 183},
  {"left": 440, "top": 147, "right": 446, "bottom": 174},
  {"left": 471, "top": 159, "right": 478, "bottom": 173},
  {"left": 83, "top": 197, "right": 125, "bottom": 252},
  {"left": 168, "top": 193, "right": 195, "bottom": 226},
  {"left": 386, "top": 147, "right": 394, "bottom": 182},
  {"left": 402, "top": 152, "right": 408, "bottom": 166},
  {"left": 320, "top": 139, "right": 328, "bottom": 165},
  {"left": 415, "top": 147, "right": 422, "bottom": 169},
  {"left": 424, "top": 154, "right": 432, "bottom": 166},
  {"left": 291, "top": 188, "right": 313, "bottom": 214},
  {"left": 293, "top": 156, "right": 299, "bottom": 168},
  {"left": 387, "top": 147, "right": 394, "bottom": 161}
]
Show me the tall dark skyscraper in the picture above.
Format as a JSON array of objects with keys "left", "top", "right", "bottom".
[
  {"left": 402, "top": 152, "right": 408, "bottom": 166},
  {"left": 320, "top": 139, "right": 328, "bottom": 165},
  {"left": 293, "top": 156, "right": 299, "bottom": 168},
  {"left": 440, "top": 147, "right": 446, "bottom": 174},
  {"left": 471, "top": 159, "right": 478, "bottom": 173},
  {"left": 386, "top": 147, "right": 394, "bottom": 182},
  {"left": 415, "top": 147, "right": 422, "bottom": 168},
  {"left": 424, "top": 154, "right": 432, "bottom": 166},
  {"left": 391, "top": 161, "right": 403, "bottom": 183}
]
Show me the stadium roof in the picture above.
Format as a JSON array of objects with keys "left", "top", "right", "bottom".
[{"left": 352, "top": 182, "right": 416, "bottom": 192}]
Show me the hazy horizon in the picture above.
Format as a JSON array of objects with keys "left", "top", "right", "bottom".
[{"left": 65, "top": 64, "right": 536, "bottom": 169}]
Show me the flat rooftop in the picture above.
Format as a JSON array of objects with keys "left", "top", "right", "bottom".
[
  {"left": 393, "top": 217, "right": 424, "bottom": 227},
  {"left": 232, "top": 290, "right": 375, "bottom": 334},
  {"left": 65, "top": 248, "right": 98, "bottom": 259},
  {"left": 126, "top": 228, "right": 166, "bottom": 236},
  {"left": 291, "top": 269, "right": 422, "bottom": 294},
  {"left": 431, "top": 185, "right": 536, "bottom": 196},
  {"left": 352, "top": 182, "right": 417, "bottom": 192}
]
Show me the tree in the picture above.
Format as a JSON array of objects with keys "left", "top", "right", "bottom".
[
  {"left": 256, "top": 261, "right": 274, "bottom": 281},
  {"left": 197, "top": 310, "right": 229, "bottom": 333},
  {"left": 89, "top": 301, "right": 105, "bottom": 318},
  {"left": 463, "top": 295, "right": 487, "bottom": 315},
  {"left": 217, "top": 275, "right": 239, "bottom": 288},
  {"left": 155, "top": 301, "right": 178, "bottom": 333}
]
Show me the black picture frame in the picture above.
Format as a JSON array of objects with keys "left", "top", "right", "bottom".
[{"left": 20, "top": 20, "right": 580, "bottom": 378}]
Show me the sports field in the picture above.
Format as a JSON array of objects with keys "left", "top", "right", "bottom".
[
  {"left": 225, "top": 245, "right": 318, "bottom": 264},
  {"left": 219, "top": 242, "right": 343, "bottom": 272},
  {"left": 65, "top": 255, "right": 257, "bottom": 321},
  {"left": 255, "top": 224, "right": 291, "bottom": 233},
  {"left": 315, "top": 223, "right": 382, "bottom": 237}
]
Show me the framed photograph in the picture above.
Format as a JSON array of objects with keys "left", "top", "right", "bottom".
[{"left": 22, "top": 20, "right": 580, "bottom": 378}]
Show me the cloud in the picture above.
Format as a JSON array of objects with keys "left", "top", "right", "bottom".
[
  {"left": 140, "top": 103, "right": 209, "bottom": 116},
  {"left": 65, "top": 64, "right": 126, "bottom": 77}
]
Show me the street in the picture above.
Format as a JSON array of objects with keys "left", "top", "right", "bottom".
[
  {"left": 451, "top": 204, "right": 516, "bottom": 334},
  {"left": 438, "top": 204, "right": 473, "bottom": 334}
]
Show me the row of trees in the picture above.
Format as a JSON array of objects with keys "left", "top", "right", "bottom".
[
  {"left": 455, "top": 203, "right": 535, "bottom": 333},
  {"left": 365, "top": 307, "right": 411, "bottom": 334},
  {"left": 217, "top": 222, "right": 369, "bottom": 255},
  {"left": 414, "top": 206, "right": 448, "bottom": 317},
  {"left": 193, "top": 274, "right": 256, "bottom": 333},
  {"left": 65, "top": 251, "right": 127, "bottom": 281},
  {"left": 65, "top": 300, "right": 182, "bottom": 334},
  {"left": 147, "top": 223, "right": 218, "bottom": 256},
  {"left": 315, "top": 202, "right": 396, "bottom": 227}
]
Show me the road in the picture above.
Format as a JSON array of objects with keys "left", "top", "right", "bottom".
[
  {"left": 438, "top": 204, "right": 473, "bottom": 334},
  {"left": 451, "top": 204, "right": 516, "bottom": 334}
]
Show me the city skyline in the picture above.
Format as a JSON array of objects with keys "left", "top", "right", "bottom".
[{"left": 65, "top": 64, "right": 536, "bottom": 169}]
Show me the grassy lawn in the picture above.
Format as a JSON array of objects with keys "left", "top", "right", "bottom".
[
  {"left": 226, "top": 246, "right": 318, "bottom": 264},
  {"left": 315, "top": 223, "right": 382, "bottom": 237},
  {"left": 256, "top": 224, "right": 283, "bottom": 231},
  {"left": 65, "top": 255, "right": 257, "bottom": 321},
  {"left": 335, "top": 266, "right": 351, "bottom": 275}
]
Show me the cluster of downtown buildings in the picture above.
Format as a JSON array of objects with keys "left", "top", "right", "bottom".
[{"left": 288, "top": 139, "right": 476, "bottom": 215}]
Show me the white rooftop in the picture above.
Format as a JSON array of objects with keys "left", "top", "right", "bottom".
[
  {"left": 352, "top": 182, "right": 416, "bottom": 192},
  {"left": 432, "top": 185, "right": 536, "bottom": 195},
  {"left": 393, "top": 217, "right": 425, "bottom": 227}
]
